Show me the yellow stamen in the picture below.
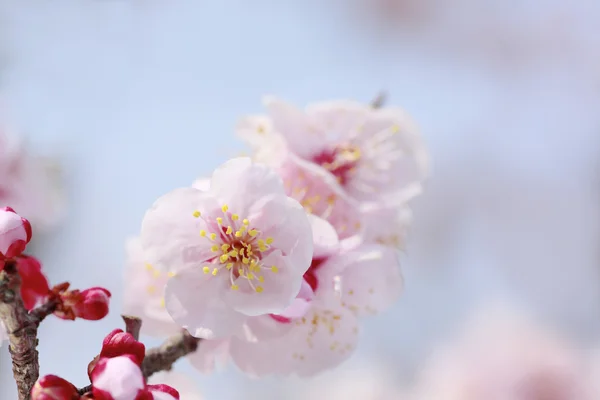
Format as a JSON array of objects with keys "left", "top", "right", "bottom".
[
  {"left": 242, "top": 257, "right": 249, "bottom": 265},
  {"left": 258, "top": 276, "right": 265, "bottom": 283},
  {"left": 147, "top": 285, "right": 156, "bottom": 294},
  {"left": 235, "top": 231, "right": 242, "bottom": 238},
  {"left": 247, "top": 273, "right": 255, "bottom": 280},
  {"left": 222, "top": 204, "right": 229, "bottom": 213},
  {"left": 243, "top": 219, "right": 249, "bottom": 225},
  {"left": 145, "top": 263, "right": 154, "bottom": 271},
  {"left": 248, "top": 229, "right": 258, "bottom": 237},
  {"left": 255, "top": 286, "right": 264, "bottom": 293},
  {"left": 221, "top": 244, "right": 230, "bottom": 251},
  {"left": 167, "top": 271, "right": 176, "bottom": 278},
  {"left": 271, "top": 266, "right": 279, "bottom": 273},
  {"left": 226, "top": 263, "right": 233, "bottom": 270},
  {"left": 231, "top": 284, "right": 239, "bottom": 290},
  {"left": 211, "top": 245, "right": 219, "bottom": 252},
  {"left": 216, "top": 217, "right": 223, "bottom": 225},
  {"left": 229, "top": 250, "right": 238, "bottom": 257},
  {"left": 219, "top": 254, "right": 229, "bottom": 263},
  {"left": 232, "top": 214, "right": 239, "bottom": 220},
  {"left": 200, "top": 230, "right": 206, "bottom": 237},
  {"left": 226, "top": 226, "right": 233, "bottom": 234},
  {"left": 203, "top": 266, "right": 210, "bottom": 274},
  {"left": 209, "top": 233, "right": 217, "bottom": 240},
  {"left": 266, "top": 237, "right": 274, "bottom": 245},
  {"left": 193, "top": 210, "right": 201, "bottom": 218},
  {"left": 212, "top": 268, "right": 218, "bottom": 276}
]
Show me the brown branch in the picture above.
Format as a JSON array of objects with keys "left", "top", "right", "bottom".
[
  {"left": 0, "top": 263, "right": 57, "bottom": 400},
  {"left": 141, "top": 330, "right": 201, "bottom": 379},
  {"left": 121, "top": 315, "right": 142, "bottom": 341},
  {"left": 77, "top": 384, "right": 92, "bottom": 396},
  {"left": 371, "top": 91, "right": 387, "bottom": 108}
]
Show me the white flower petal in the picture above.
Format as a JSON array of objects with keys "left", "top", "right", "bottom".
[{"left": 165, "top": 267, "right": 247, "bottom": 339}]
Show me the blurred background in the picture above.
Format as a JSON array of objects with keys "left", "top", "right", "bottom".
[{"left": 1, "top": 1, "right": 600, "bottom": 399}]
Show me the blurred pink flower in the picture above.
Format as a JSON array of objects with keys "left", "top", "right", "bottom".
[
  {"left": 0, "top": 129, "right": 64, "bottom": 231},
  {"left": 410, "top": 307, "right": 598, "bottom": 400},
  {"left": 237, "top": 97, "right": 428, "bottom": 208},
  {"left": 141, "top": 157, "right": 314, "bottom": 339}
]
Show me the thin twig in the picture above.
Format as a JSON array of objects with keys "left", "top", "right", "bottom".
[
  {"left": 77, "top": 384, "right": 92, "bottom": 396},
  {"left": 371, "top": 91, "right": 387, "bottom": 108},
  {"left": 122, "top": 315, "right": 142, "bottom": 341},
  {"left": 142, "top": 330, "right": 201, "bottom": 379}
]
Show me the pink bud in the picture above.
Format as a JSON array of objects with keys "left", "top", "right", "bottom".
[
  {"left": 148, "top": 384, "right": 180, "bottom": 400},
  {"left": 31, "top": 375, "right": 79, "bottom": 400},
  {"left": 16, "top": 256, "right": 50, "bottom": 311},
  {"left": 0, "top": 207, "right": 32, "bottom": 261},
  {"left": 73, "top": 287, "right": 111, "bottom": 321},
  {"left": 100, "top": 329, "right": 146, "bottom": 366},
  {"left": 91, "top": 355, "right": 147, "bottom": 400}
]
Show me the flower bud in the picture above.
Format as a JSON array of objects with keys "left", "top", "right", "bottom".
[
  {"left": 91, "top": 355, "right": 146, "bottom": 400},
  {"left": 148, "top": 384, "right": 180, "bottom": 399},
  {"left": 0, "top": 207, "right": 32, "bottom": 261},
  {"left": 31, "top": 375, "right": 79, "bottom": 400},
  {"left": 100, "top": 329, "right": 146, "bottom": 366},
  {"left": 73, "top": 287, "right": 111, "bottom": 321}
]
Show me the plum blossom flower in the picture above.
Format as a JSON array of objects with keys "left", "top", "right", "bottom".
[
  {"left": 237, "top": 97, "right": 429, "bottom": 207},
  {"left": 141, "top": 157, "right": 313, "bottom": 339},
  {"left": 410, "top": 307, "right": 598, "bottom": 400},
  {"left": 91, "top": 355, "right": 148, "bottom": 400},
  {"left": 229, "top": 242, "right": 402, "bottom": 377},
  {"left": 0, "top": 128, "right": 64, "bottom": 231},
  {"left": 31, "top": 375, "right": 79, "bottom": 400}
]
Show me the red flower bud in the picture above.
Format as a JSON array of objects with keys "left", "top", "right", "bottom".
[
  {"left": 100, "top": 329, "right": 146, "bottom": 366},
  {"left": 54, "top": 286, "right": 111, "bottom": 321},
  {"left": 16, "top": 256, "right": 50, "bottom": 311},
  {"left": 148, "top": 384, "right": 180, "bottom": 399},
  {"left": 31, "top": 375, "right": 79, "bottom": 400},
  {"left": 73, "top": 287, "right": 111, "bottom": 320},
  {"left": 0, "top": 207, "right": 32, "bottom": 263}
]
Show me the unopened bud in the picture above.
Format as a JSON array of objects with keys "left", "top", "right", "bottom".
[
  {"left": 73, "top": 287, "right": 111, "bottom": 321},
  {"left": 0, "top": 207, "right": 32, "bottom": 261},
  {"left": 100, "top": 329, "right": 146, "bottom": 366},
  {"left": 31, "top": 375, "right": 79, "bottom": 400}
]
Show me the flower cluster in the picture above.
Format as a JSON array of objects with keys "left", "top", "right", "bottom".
[
  {"left": 32, "top": 329, "right": 182, "bottom": 400},
  {"left": 0, "top": 207, "right": 111, "bottom": 339},
  {"left": 130, "top": 97, "right": 428, "bottom": 376}
]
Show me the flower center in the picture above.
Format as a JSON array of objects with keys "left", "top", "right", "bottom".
[
  {"left": 192, "top": 204, "right": 278, "bottom": 293},
  {"left": 312, "top": 144, "right": 361, "bottom": 185}
]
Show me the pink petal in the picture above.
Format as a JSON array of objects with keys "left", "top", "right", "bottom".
[
  {"left": 273, "top": 279, "right": 315, "bottom": 320},
  {"left": 230, "top": 300, "right": 360, "bottom": 377},
  {"left": 147, "top": 384, "right": 179, "bottom": 400},
  {"left": 263, "top": 96, "right": 326, "bottom": 159},
  {"left": 305, "top": 100, "right": 370, "bottom": 142},
  {"left": 338, "top": 244, "right": 403, "bottom": 317},
  {"left": 123, "top": 237, "right": 180, "bottom": 338},
  {"left": 208, "top": 157, "right": 285, "bottom": 215},
  {"left": 245, "top": 195, "right": 313, "bottom": 276},
  {"left": 141, "top": 187, "right": 217, "bottom": 273},
  {"left": 164, "top": 266, "right": 247, "bottom": 339},
  {"left": 225, "top": 250, "right": 302, "bottom": 316},
  {"left": 186, "top": 339, "right": 230, "bottom": 374},
  {"left": 191, "top": 178, "right": 210, "bottom": 191},
  {"left": 308, "top": 215, "right": 339, "bottom": 258},
  {"left": 360, "top": 205, "right": 413, "bottom": 249}
]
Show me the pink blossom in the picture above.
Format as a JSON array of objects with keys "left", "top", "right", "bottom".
[
  {"left": 0, "top": 206, "right": 32, "bottom": 262},
  {"left": 237, "top": 97, "right": 429, "bottom": 207},
  {"left": 360, "top": 204, "right": 414, "bottom": 249},
  {"left": 411, "top": 307, "right": 597, "bottom": 400},
  {"left": 229, "top": 243, "right": 402, "bottom": 377},
  {"left": 30, "top": 375, "right": 79, "bottom": 400},
  {"left": 0, "top": 130, "right": 64, "bottom": 231},
  {"left": 141, "top": 157, "right": 314, "bottom": 339}
]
